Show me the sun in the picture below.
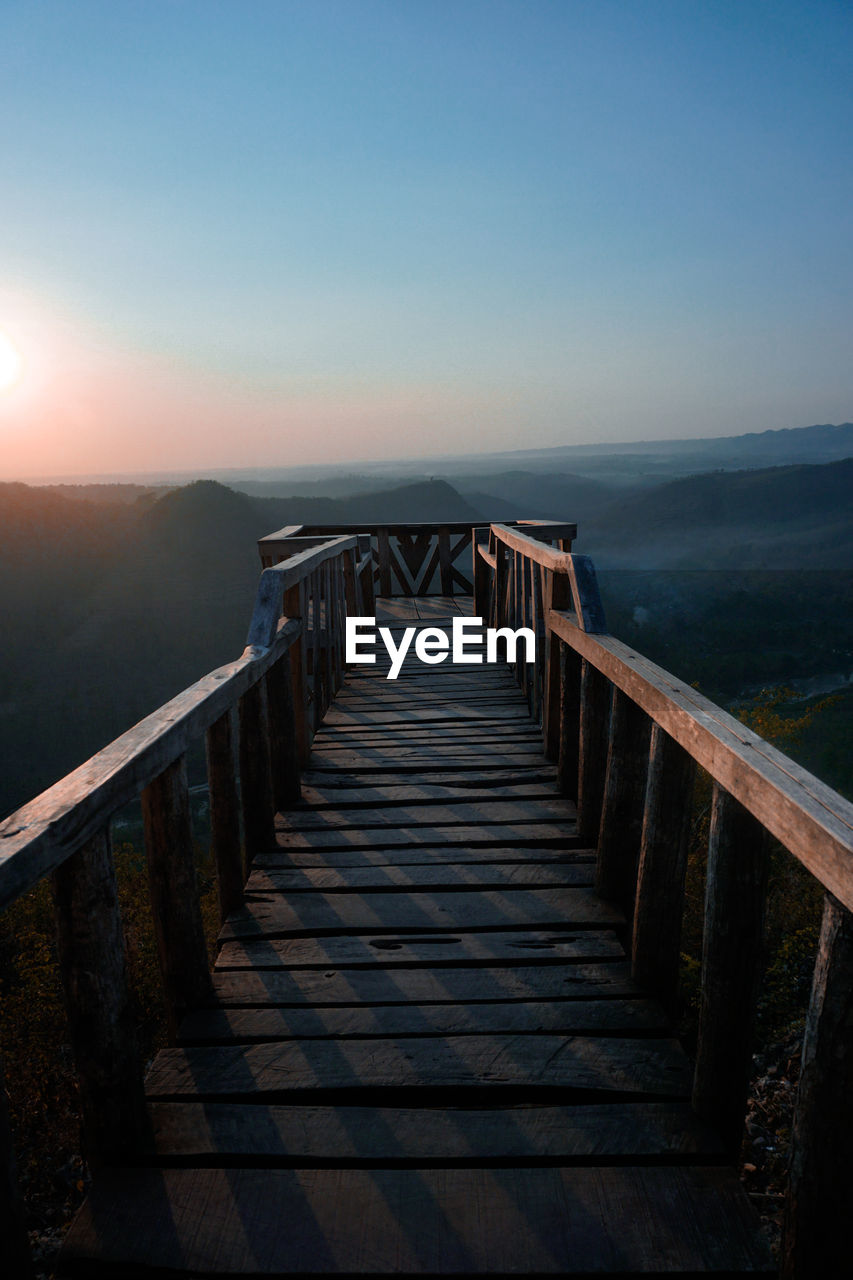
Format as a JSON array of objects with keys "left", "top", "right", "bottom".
[{"left": 0, "top": 329, "right": 23, "bottom": 391}]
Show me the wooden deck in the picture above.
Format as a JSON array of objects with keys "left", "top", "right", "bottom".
[{"left": 60, "top": 600, "right": 773, "bottom": 1275}]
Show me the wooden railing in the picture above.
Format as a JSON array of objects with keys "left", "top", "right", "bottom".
[
  {"left": 260, "top": 520, "right": 577, "bottom": 597},
  {"left": 0, "top": 532, "right": 370, "bottom": 1275},
  {"left": 480, "top": 522, "right": 853, "bottom": 1280}
]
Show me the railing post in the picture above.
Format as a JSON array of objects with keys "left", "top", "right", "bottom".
[
  {"left": 51, "top": 827, "right": 151, "bottom": 1167},
  {"left": 473, "top": 528, "right": 490, "bottom": 620},
  {"left": 692, "top": 785, "right": 769, "bottom": 1154},
  {"left": 493, "top": 543, "right": 508, "bottom": 630},
  {"left": 284, "top": 582, "right": 310, "bottom": 766},
  {"left": 238, "top": 678, "right": 276, "bottom": 855},
  {"left": 596, "top": 689, "right": 651, "bottom": 914},
  {"left": 357, "top": 534, "right": 375, "bottom": 614},
  {"left": 205, "top": 710, "right": 244, "bottom": 922},
  {"left": 542, "top": 570, "right": 571, "bottom": 761},
  {"left": 557, "top": 644, "right": 582, "bottom": 801},
  {"left": 264, "top": 656, "right": 302, "bottom": 808},
  {"left": 438, "top": 525, "right": 453, "bottom": 595},
  {"left": 631, "top": 724, "right": 696, "bottom": 1010},
  {"left": 377, "top": 527, "right": 393, "bottom": 597},
  {"left": 577, "top": 661, "right": 611, "bottom": 845},
  {"left": 142, "top": 755, "right": 214, "bottom": 1037},
  {"left": 0, "top": 1051, "right": 33, "bottom": 1278},
  {"left": 782, "top": 892, "right": 853, "bottom": 1279}
]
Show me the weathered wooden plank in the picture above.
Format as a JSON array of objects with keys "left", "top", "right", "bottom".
[
  {"left": 321, "top": 704, "right": 533, "bottom": 727},
  {"left": 302, "top": 766, "right": 557, "bottom": 789},
  {"left": 245, "top": 862, "right": 594, "bottom": 893},
  {"left": 295, "top": 780, "right": 562, "bottom": 809},
  {"left": 211, "top": 960, "right": 640, "bottom": 1006},
  {"left": 150, "top": 1099, "right": 721, "bottom": 1161},
  {"left": 272, "top": 823, "right": 581, "bottom": 852},
  {"left": 279, "top": 797, "right": 577, "bottom": 830},
  {"left": 177, "top": 997, "right": 670, "bottom": 1044},
  {"left": 215, "top": 928, "right": 624, "bottom": 970},
  {"left": 218, "top": 887, "right": 623, "bottom": 940},
  {"left": 306, "top": 755, "right": 552, "bottom": 776},
  {"left": 693, "top": 785, "right": 769, "bottom": 1155},
  {"left": 61, "top": 1164, "right": 772, "bottom": 1275},
  {"left": 145, "top": 1034, "right": 691, "bottom": 1099},
  {"left": 783, "top": 892, "right": 853, "bottom": 1279},
  {"left": 50, "top": 828, "right": 150, "bottom": 1166}
]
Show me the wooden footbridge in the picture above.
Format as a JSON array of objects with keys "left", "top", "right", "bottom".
[{"left": 2, "top": 520, "right": 853, "bottom": 1276}]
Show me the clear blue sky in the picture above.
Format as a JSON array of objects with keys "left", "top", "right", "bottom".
[{"left": 1, "top": 0, "right": 852, "bottom": 475}]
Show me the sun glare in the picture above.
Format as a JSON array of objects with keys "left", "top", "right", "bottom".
[{"left": 0, "top": 330, "right": 23, "bottom": 391}]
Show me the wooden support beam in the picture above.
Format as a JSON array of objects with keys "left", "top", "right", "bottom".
[
  {"left": 205, "top": 711, "right": 244, "bottom": 923},
  {"left": 284, "top": 583, "right": 309, "bottom": 767},
  {"left": 631, "top": 725, "right": 696, "bottom": 1009},
  {"left": 0, "top": 1051, "right": 33, "bottom": 1278},
  {"left": 542, "top": 572, "right": 571, "bottom": 761},
  {"left": 557, "top": 644, "right": 582, "bottom": 802},
  {"left": 377, "top": 528, "right": 393, "bottom": 597},
  {"left": 596, "top": 690, "right": 652, "bottom": 915},
  {"left": 783, "top": 892, "right": 853, "bottom": 1279},
  {"left": 577, "top": 661, "right": 611, "bottom": 845},
  {"left": 438, "top": 525, "right": 453, "bottom": 595},
  {"left": 141, "top": 756, "right": 213, "bottom": 1036},
  {"left": 238, "top": 680, "right": 276, "bottom": 857},
  {"left": 51, "top": 827, "right": 151, "bottom": 1166},
  {"left": 264, "top": 658, "right": 301, "bottom": 809},
  {"left": 472, "top": 529, "right": 490, "bottom": 620},
  {"left": 692, "top": 785, "right": 769, "bottom": 1154}
]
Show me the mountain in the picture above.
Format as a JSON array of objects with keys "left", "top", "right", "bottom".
[{"left": 579, "top": 458, "right": 853, "bottom": 568}]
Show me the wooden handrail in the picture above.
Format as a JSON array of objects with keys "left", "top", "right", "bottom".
[
  {"left": 482, "top": 522, "right": 853, "bottom": 1278},
  {"left": 549, "top": 608, "right": 853, "bottom": 910}
]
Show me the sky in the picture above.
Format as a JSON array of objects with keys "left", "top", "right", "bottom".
[{"left": 1, "top": 0, "right": 852, "bottom": 479}]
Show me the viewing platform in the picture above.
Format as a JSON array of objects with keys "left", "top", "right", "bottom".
[{"left": 1, "top": 521, "right": 852, "bottom": 1276}]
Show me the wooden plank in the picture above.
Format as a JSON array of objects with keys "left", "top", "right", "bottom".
[
  {"left": 245, "top": 862, "right": 594, "bottom": 892},
  {"left": 549, "top": 607, "right": 853, "bottom": 912},
  {"left": 211, "top": 960, "right": 641, "bottom": 1006},
  {"left": 61, "top": 1164, "right": 771, "bottom": 1275},
  {"left": 321, "top": 704, "right": 533, "bottom": 727},
  {"left": 144, "top": 1034, "right": 692, "bottom": 1099},
  {"left": 295, "top": 780, "right": 562, "bottom": 808},
  {"left": 215, "top": 928, "right": 624, "bottom": 970},
  {"left": 272, "top": 824, "right": 581, "bottom": 852},
  {"left": 306, "top": 752, "right": 551, "bottom": 772},
  {"left": 279, "top": 797, "right": 577, "bottom": 830},
  {"left": 150, "top": 1099, "right": 721, "bottom": 1161},
  {"left": 177, "top": 997, "right": 670, "bottom": 1044},
  {"left": 265, "top": 653, "right": 301, "bottom": 808},
  {"left": 50, "top": 827, "right": 150, "bottom": 1166},
  {"left": 301, "top": 766, "right": 557, "bottom": 787},
  {"left": 218, "top": 887, "right": 624, "bottom": 940}
]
